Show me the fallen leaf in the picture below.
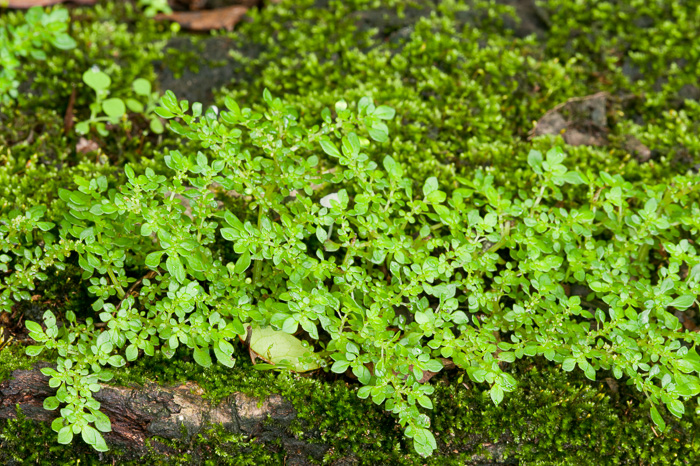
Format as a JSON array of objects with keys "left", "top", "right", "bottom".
[
  {"left": 172, "top": 0, "right": 259, "bottom": 10},
  {"left": 244, "top": 325, "right": 321, "bottom": 372},
  {"left": 76, "top": 137, "right": 99, "bottom": 154},
  {"left": 531, "top": 92, "right": 609, "bottom": 147},
  {"left": 156, "top": 5, "right": 248, "bottom": 31},
  {"left": 1, "top": 0, "right": 96, "bottom": 7}
]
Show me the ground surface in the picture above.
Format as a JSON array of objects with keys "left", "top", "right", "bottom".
[{"left": 1, "top": 0, "right": 699, "bottom": 464}]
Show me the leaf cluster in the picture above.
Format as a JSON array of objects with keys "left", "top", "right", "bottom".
[
  {"left": 77, "top": 68, "right": 164, "bottom": 136},
  {"left": 0, "top": 6, "right": 76, "bottom": 104}
]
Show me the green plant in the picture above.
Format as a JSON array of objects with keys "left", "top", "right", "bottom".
[
  {"left": 77, "top": 68, "right": 164, "bottom": 137},
  {"left": 2, "top": 88, "right": 699, "bottom": 456},
  {"left": 138, "top": 0, "right": 173, "bottom": 18},
  {"left": 0, "top": 6, "right": 76, "bottom": 103}
]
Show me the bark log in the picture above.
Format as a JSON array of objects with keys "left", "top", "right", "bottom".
[{"left": 0, "top": 362, "right": 329, "bottom": 463}]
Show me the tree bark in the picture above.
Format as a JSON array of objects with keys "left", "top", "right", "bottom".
[{"left": 0, "top": 362, "right": 329, "bottom": 463}]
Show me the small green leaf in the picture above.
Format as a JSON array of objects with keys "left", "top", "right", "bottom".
[
  {"left": 341, "top": 132, "right": 361, "bottom": 158},
  {"left": 263, "top": 88, "right": 273, "bottom": 104},
  {"left": 25, "top": 320, "right": 43, "bottom": 334},
  {"left": 125, "top": 344, "right": 139, "bottom": 361},
  {"left": 234, "top": 250, "right": 252, "bottom": 274},
  {"left": 52, "top": 33, "right": 77, "bottom": 50},
  {"left": 83, "top": 69, "right": 111, "bottom": 91},
  {"left": 145, "top": 251, "right": 165, "bottom": 268},
  {"left": 357, "top": 386, "right": 372, "bottom": 399},
  {"left": 562, "top": 358, "right": 576, "bottom": 372},
  {"left": 154, "top": 106, "right": 174, "bottom": 119},
  {"left": 527, "top": 150, "right": 543, "bottom": 173},
  {"left": 668, "top": 295, "right": 696, "bottom": 310},
  {"left": 102, "top": 98, "right": 125, "bottom": 119},
  {"left": 413, "top": 428, "right": 437, "bottom": 457},
  {"left": 373, "top": 105, "right": 396, "bottom": 120},
  {"left": 490, "top": 384, "right": 504, "bottom": 405},
  {"left": 332, "top": 360, "right": 350, "bottom": 374},
  {"left": 25, "top": 345, "right": 44, "bottom": 357},
  {"left": 423, "top": 177, "right": 438, "bottom": 196},
  {"left": 220, "top": 228, "right": 239, "bottom": 241},
  {"left": 150, "top": 118, "right": 164, "bottom": 134},
  {"left": 214, "top": 341, "right": 235, "bottom": 368},
  {"left": 75, "top": 121, "right": 90, "bottom": 135},
  {"left": 368, "top": 122, "right": 389, "bottom": 142},
  {"left": 57, "top": 426, "right": 73, "bottom": 444},
  {"left": 166, "top": 255, "right": 186, "bottom": 283},
  {"left": 43, "top": 396, "right": 60, "bottom": 411},
  {"left": 161, "top": 90, "right": 178, "bottom": 112},
  {"left": 126, "top": 98, "right": 144, "bottom": 113},
  {"left": 93, "top": 410, "right": 112, "bottom": 433},
  {"left": 562, "top": 171, "right": 585, "bottom": 184},
  {"left": 320, "top": 136, "right": 341, "bottom": 158},
  {"left": 353, "top": 364, "right": 371, "bottom": 384},
  {"left": 193, "top": 347, "right": 212, "bottom": 368},
  {"left": 650, "top": 405, "right": 666, "bottom": 431},
  {"left": 546, "top": 146, "right": 566, "bottom": 165},
  {"left": 108, "top": 355, "right": 125, "bottom": 367},
  {"left": 224, "top": 211, "right": 245, "bottom": 231},
  {"left": 225, "top": 96, "right": 241, "bottom": 116},
  {"left": 667, "top": 399, "right": 685, "bottom": 418},
  {"left": 132, "top": 78, "right": 151, "bottom": 96},
  {"left": 316, "top": 226, "right": 327, "bottom": 242},
  {"left": 51, "top": 417, "right": 65, "bottom": 433},
  {"left": 417, "top": 395, "right": 433, "bottom": 409},
  {"left": 81, "top": 424, "right": 99, "bottom": 446}
]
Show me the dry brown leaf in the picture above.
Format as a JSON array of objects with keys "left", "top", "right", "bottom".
[
  {"left": 1, "top": 0, "right": 96, "bottom": 7},
  {"left": 157, "top": 5, "right": 248, "bottom": 31},
  {"left": 171, "top": 0, "right": 259, "bottom": 10},
  {"left": 76, "top": 137, "right": 99, "bottom": 154},
  {"left": 531, "top": 92, "right": 609, "bottom": 147}
]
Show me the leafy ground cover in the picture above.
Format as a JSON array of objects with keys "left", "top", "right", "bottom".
[{"left": 1, "top": 0, "right": 699, "bottom": 463}]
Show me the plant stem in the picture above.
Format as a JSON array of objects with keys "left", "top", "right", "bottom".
[{"left": 107, "top": 267, "right": 126, "bottom": 299}]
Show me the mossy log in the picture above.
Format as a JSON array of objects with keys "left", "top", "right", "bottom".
[{"left": 0, "top": 363, "right": 335, "bottom": 464}]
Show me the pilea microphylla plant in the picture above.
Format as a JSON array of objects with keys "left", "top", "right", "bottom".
[
  {"left": 1, "top": 90, "right": 700, "bottom": 456},
  {"left": 77, "top": 68, "right": 164, "bottom": 137},
  {"left": 0, "top": 6, "right": 76, "bottom": 103}
]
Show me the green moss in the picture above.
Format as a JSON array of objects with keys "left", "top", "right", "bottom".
[
  {"left": 211, "top": 0, "right": 697, "bottom": 191},
  {"left": 6, "top": 352, "right": 696, "bottom": 464},
  {"left": 0, "top": 344, "right": 34, "bottom": 381},
  {"left": 101, "top": 346, "right": 700, "bottom": 464}
]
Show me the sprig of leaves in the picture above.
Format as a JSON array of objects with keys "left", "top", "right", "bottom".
[
  {"left": 77, "top": 68, "right": 164, "bottom": 136},
  {"left": 0, "top": 6, "right": 76, "bottom": 104}
]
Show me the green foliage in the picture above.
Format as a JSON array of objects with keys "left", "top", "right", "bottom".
[
  {"left": 0, "top": 6, "right": 76, "bottom": 104},
  {"left": 541, "top": 0, "right": 700, "bottom": 109},
  {"left": 2, "top": 87, "right": 699, "bottom": 456},
  {"left": 2, "top": 0, "right": 700, "bottom": 460},
  {"left": 138, "top": 0, "right": 173, "bottom": 18},
  {"left": 77, "top": 68, "right": 164, "bottom": 136}
]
